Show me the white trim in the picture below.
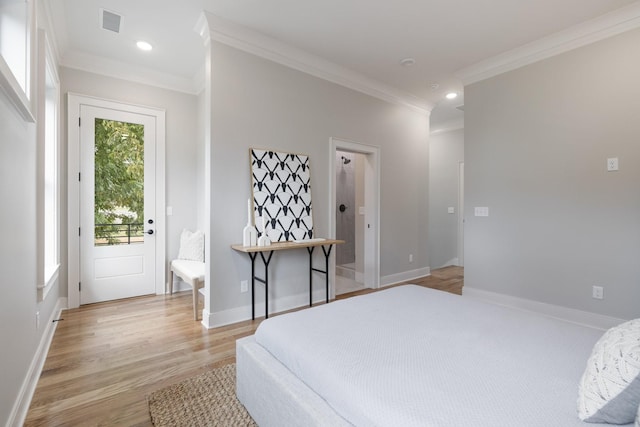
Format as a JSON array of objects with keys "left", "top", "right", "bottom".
[
  {"left": 38, "top": 263, "right": 60, "bottom": 301},
  {"left": 197, "top": 12, "right": 432, "bottom": 115},
  {"left": 0, "top": 55, "right": 35, "bottom": 122},
  {"left": 436, "top": 258, "right": 459, "bottom": 269},
  {"left": 202, "top": 289, "right": 331, "bottom": 329},
  {"left": 7, "top": 297, "right": 67, "bottom": 427},
  {"left": 36, "top": 28, "right": 61, "bottom": 304},
  {"left": 67, "top": 93, "right": 166, "bottom": 308},
  {"left": 329, "top": 138, "right": 381, "bottom": 297},
  {"left": 463, "top": 287, "right": 626, "bottom": 331},
  {"left": 60, "top": 50, "right": 199, "bottom": 95},
  {"left": 457, "top": 161, "right": 464, "bottom": 267},
  {"left": 456, "top": 2, "right": 640, "bottom": 85},
  {"left": 0, "top": 0, "right": 37, "bottom": 122},
  {"left": 40, "top": 0, "right": 62, "bottom": 64},
  {"left": 380, "top": 267, "right": 431, "bottom": 288},
  {"left": 430, "top": 118, "right": 464, "bottom": 135}
]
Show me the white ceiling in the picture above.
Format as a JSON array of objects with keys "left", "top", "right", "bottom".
[{"left": 48, "top": 0, "right": 640, "bottom": 129}]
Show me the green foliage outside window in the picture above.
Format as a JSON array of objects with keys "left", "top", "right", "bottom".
[{"left": 94, "top": 119, "right": 144, "bottom": 245}]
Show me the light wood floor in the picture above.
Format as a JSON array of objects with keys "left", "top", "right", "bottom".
[{"left": 25, "top": 266, "right": 462, "bottom": 426}]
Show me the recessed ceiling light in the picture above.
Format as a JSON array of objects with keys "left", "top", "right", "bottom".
[
  {"left": 445, "top": 92, "right": 458, "bottom": 100},
  {"left": 136, "top": 41, "right": 153, "bottom": 51},
  {"left": 400, "top": 57, "right": 415, "bottom": 67}
]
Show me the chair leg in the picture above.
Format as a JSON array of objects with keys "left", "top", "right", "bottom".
[
  {"left": 169, "top": 270, "right": 174, "bottom": 294},
  {"left": 193, "top": 281, "right": 199, "bottom": 320}
]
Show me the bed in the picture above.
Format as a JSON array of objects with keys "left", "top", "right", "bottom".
[{"left": 236, "top": 285, "right": 634, "bottom": 426}]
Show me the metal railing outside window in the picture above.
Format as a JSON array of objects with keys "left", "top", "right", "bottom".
[{"left": 94, "top": 223, "right": 144, "bottom": 246}]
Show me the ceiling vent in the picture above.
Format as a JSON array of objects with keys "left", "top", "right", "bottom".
[{"left": 101, "top": 9, "right": 122, "bottom": 33}]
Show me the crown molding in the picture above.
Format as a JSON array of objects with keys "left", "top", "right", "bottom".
[
  {"left": 430, "top": 118, "right": 464, "bottom": 135},
  {"left": 60, "top": 50, "right": 200, "bottom": 94},
  {"left": 456, "top": 2, "right": 640, "bottom": 85},
  {"left": 197, "top": 11, "right": 432, "bottom": 115},
  {"left": 40, "top": 0, "right": 62, "bottom": 66}
]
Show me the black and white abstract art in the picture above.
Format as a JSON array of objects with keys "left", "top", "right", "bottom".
[{"left": 250, "top": 148, "right": 314, "bottom": 242}]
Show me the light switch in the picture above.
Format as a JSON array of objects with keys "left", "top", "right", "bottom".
[
  {"left": 166, "top": 206, "right": 173, "bottom": 216},
  {"left": 474, "top": 207, "right": 489, "bottom": 217},
  {"left": 448, "top": 207, "right": 455, "bottom": 214},
  {"left": 358, "top": 206, "right": 365, "bottom": 215}
]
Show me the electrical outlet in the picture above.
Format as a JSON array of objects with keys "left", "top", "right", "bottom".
[
  {"left": 607, "top": 158, "right": 619, "bottom": 171},
  {"left": 241, "top": 280, "right": 248, "bottom": 293},
  {"left": 592, "top": 286, "right": 604, "bottom": 300},
  {"left": 474, "top": 207, "right": 489, "bottom": 217},
  {"left": 409, "top": 254, "right": 413, "bottom": 263}
]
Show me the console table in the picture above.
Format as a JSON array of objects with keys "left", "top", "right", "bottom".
[{"left": 231, "top": 239, "right": 344, "bottom": 319}]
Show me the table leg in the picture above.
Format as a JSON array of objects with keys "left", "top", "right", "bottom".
[
  {"left": 307, "top": 246, "right": 315, "bottom": 307},
  {"left": 249, "top": 252, "right": 257, "bottom": 320},
  {"left": 321, "top": 245, "right": 333, "bottom": 303},
  {"left": 259, "top": 251, "right": 274, "bottom": 319}
]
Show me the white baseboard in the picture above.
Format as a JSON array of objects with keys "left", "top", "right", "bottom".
[
  {"left": 335, "top": 267, "right": 364, "bottom": 283},
  {"left": 203, "top": 266, "right": 431, "bottom": 329},
  {"left": 202, "top": 289, "right": 329, "bottom": 329},
  {"left": 8, "top": 297, "right": 67, "bottom": 427},
  {"left": 167, "top": 280, "right": 192, "bottom": 294},
  {"left": 380, "top": 267, "right": 430, "bottom": 288},
  {"left": 439, "top": 258, "right": 459, "bottom": 268},
  {"left": 463, "top": 287, "right": 626, "bottom": 331}
]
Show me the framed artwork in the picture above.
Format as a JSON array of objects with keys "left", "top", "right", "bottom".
[{"left": 250, "top": 148, "right": 314, "bottom": 242}]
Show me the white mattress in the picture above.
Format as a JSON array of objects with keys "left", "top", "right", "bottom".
[{"left": 254, "top": 285, "right": 622, "bottom": 426}]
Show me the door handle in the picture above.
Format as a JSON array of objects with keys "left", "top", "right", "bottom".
[{"left": 146, "top": 229, "right": 154, "bottom": 235}]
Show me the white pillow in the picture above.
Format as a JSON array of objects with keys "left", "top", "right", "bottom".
[
  {"left": 578, "top": 318, "right": 640, "bottom": 424},
  {"left": 177, "top": 229, "right": 204, "bottom": 262}
]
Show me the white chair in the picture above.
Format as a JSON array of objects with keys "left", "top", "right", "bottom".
[
  {"left": 169, "top": 259, "right": 205, "bottom": 320},
  {"left": 169, "top": 229, "right": 205, "bottom": 320}
]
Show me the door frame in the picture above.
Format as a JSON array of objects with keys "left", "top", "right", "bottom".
[
  {"left": 457, "top": 161, "right": 464, "bottom": 266},
  {"left": 329, "top": 137, "right": 380, "bottom": 297},
  {"left": 67, "top": 93, "right": 166, "bottom": 308}
]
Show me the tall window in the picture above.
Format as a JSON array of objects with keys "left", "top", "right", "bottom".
[
  {"left": 0, "top": 0, "right": 28, "bottom": 93},
  {"left": 0, "top": 0, "right": 33, "bottom": 121},
  {"left": 38, "top": 29, "right": 59, "bottom": 300},
  {"left": 43, "top": 57, "right": 58, "bottom": 280}
]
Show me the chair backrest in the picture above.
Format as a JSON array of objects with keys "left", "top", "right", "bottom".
[{"left": 177, "top": 229, "right": 204, "bottom": 262}]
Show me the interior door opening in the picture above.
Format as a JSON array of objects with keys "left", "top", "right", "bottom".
[
  {"left": 330, "top": 138, "right": 380, "bottom": 298},
  {"left": 335, "top": 150, "right": 365, "bottom": 295}
]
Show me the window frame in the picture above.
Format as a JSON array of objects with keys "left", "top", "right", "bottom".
[
  {"left": 37, "top": 28, "right": 60, "bottom": 301},
  {"left": 0, "top": 0, "right": 35, "bottom": 122}
]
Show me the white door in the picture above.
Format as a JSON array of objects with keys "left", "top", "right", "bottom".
[{"left": 79, "top": 105, "right": 156, "bottom": 304}]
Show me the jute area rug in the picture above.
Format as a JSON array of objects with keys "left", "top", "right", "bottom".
[{"left": 147, "top": 363, "right": 257, "bottom": 426}]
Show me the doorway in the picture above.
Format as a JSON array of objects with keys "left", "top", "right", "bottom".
[
  {"left": 458, "top": 162, "right": 464, "bottom": 266},
  {"left": 329, "top": 138, "right": 380, "bottom": 297},
  {"left": 68, "top": 94, "right": 166, "bottom": 308},
  {"left": 335, "top": 150, "right": 364, "bottom": 294}
]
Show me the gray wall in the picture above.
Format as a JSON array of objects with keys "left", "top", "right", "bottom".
[
  {"left": 60, "top": 68, "right": 200, "bottom": 287},
  {"left": 428, "top": 128, "right": 464, "bottom": 268},
  {"left": 0, "top": 81, "right": 62, "bottom": 424},
  {"left": 464, "top": 28, "right": 640, "bottom": 320},
  {"left": 208, "top": 41, "right": 429, "bottom": 316}
]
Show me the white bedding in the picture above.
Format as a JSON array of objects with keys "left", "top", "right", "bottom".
[{"left": 253, "top": 285, "right": 622, "bottom": 426}]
